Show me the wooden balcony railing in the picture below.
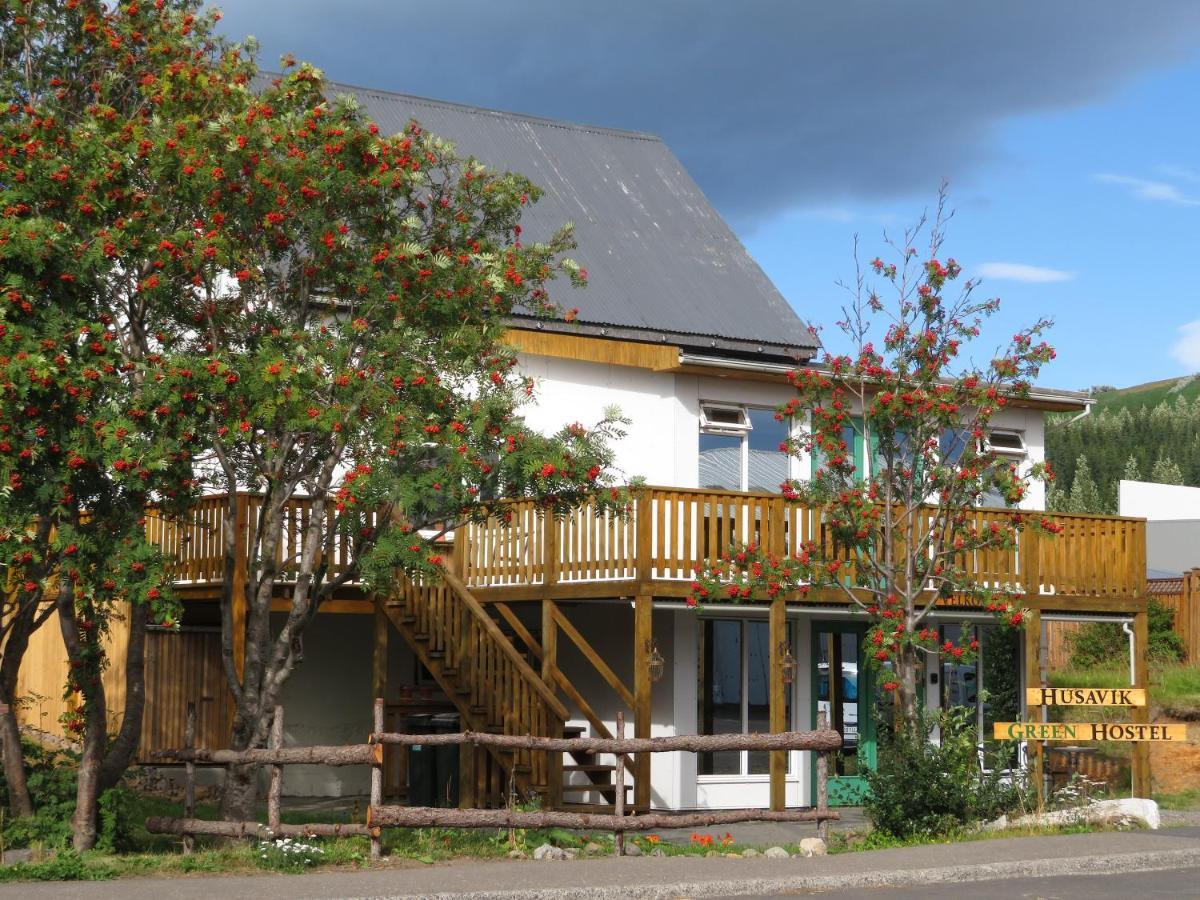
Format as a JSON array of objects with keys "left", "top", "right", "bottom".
[{"left": 153, "top": 487, "right": 1146, "bottom": 606}]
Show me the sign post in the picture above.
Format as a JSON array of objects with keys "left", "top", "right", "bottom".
[{"left": 1006, "top": 680, "right": 1188, "bottom": 801}]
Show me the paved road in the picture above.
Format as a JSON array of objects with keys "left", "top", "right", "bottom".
[{"left": 745, "top": 866, "right": 1200, "bottom": 898}]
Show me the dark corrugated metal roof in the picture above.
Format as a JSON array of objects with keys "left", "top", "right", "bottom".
[{"left": 326, "top": 80, "right": 819, "bottom": 360}]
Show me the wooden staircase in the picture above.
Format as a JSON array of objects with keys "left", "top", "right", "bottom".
[{"left": 381, "top": 569, "right": 568, "bottom": 807}]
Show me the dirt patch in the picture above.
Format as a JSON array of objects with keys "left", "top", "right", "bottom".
[{"left": 1150, "top": 715, "right": 1200, "bottom": 796}]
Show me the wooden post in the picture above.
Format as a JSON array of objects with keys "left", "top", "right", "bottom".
[
  {"left": 372, "top": 606, "right": 388, "bottom": 701},
  {"left": 815, "top": 710, "right": 829, "bottom": 843},
  {"left": 231, "top": 494, "right": 250, "bottom": 681},
  {"left": 1023, "top": 609, "right": 1044, "bottom": 811},
  {"left": 543, "top": 510, "right": 559, "bottom": 593},
  {"left": 370, "top": 698, "right": 384, "bottom": 860},
  {"left": 541, "top": 598, "right": 563, "bottom": 810},
  {"left": 633, "top": 595, "right": 653, "bottom": 812},
  {"left": 267, "top": 705, "right": 284, "bottom": 832},
  {"left": 1132, "top": 606, "right": 1152, "bottom": 798},
  {"left": 183, "top": 701, "right": 196, "bottom": 855},
  {"left": 1022, "top": 525, "right": 1041, "bottom": 601},
  {"left": 635, "top": 489, "right": 653, "bottom": 589},
  {"left": 613, "top": 711, "right": 625, "bottom": 858},
  {"left": 768, "top": 596, "right": 787, "bottom": 812}
]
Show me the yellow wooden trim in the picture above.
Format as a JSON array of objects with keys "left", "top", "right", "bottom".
[{"left": 504, "top": 329, "right": 680, "bottom": 371}]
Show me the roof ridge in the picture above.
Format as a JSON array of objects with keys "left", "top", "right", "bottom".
[{"left": 316, "top": 76, "right": 664, "bottom": 144}]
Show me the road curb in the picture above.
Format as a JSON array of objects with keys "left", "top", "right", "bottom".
[{"left": 361, "top": 846, "right": 1200, "bottom": 899}]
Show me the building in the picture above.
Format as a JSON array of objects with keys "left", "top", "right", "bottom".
[{"left": 16, "top": 83, "right": 1152, "bottom": 810}]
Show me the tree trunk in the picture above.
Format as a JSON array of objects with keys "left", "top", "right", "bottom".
[
  {"left": 219, "top": 761, "right": 259, "bottom": 822},
  {"left": 57, "top": 584, "right": 107, "bottom": 852},
  {"left": 0, "top": 601, "right": 44, "bottom": 819},
  {"left": 0, "top": 690, "right": 34, "bottom": 820},
  {"left": 894, "top": 643, "right": 922, "bottom": 735},
  {"left": 72, "top": 698, "right": 107, "bottom": 852},
  {"left": 98, "top": 603, "right": 147, "bottom": 792}
]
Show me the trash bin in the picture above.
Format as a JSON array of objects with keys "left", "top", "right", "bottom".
[
  {"left": 405, "top": 714, "right": 435, "bottom": 807},
  {"left": 431, "top": 712, "right": 461, "bottom": 808}
]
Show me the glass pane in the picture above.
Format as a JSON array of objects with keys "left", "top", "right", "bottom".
[
  {"left": 699, "top": 432, "right": 743, "bottom": 491},
  {"left": 941, "top": 624, "right": 979, "bottom": 709},
  {"left": 747, "top": 621, "right": 770, "bottom": 774},
  {"left": 980, "top": 625, "right": 1021, "bottom": 767},
  {"left": 747, "top": 408, "right": 789, "bottom": 493},
  {"left": 839, "top": 632, "right": 861, "bottom": 755},
  {"left": 699, "top": 620, "right": 742, "bottom": 775}
]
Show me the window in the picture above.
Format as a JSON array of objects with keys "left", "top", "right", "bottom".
[
  {"left": 940, "top": 624, "right": 1021, "bottom": 767},
  {"left": 699, "top": 405, "right": 790, "bottom": 492},
  {"left": 698, "top": 619, "right": 793, "bottom": 775},
  {"left": 810, "top": 418, "right": 864, "bottom": 478},
  {"left": 984, "top": 429, "right": 1026, "bottom": 457},
  {"left": 980, "top": 430, "right": 1026, "bottom": 507}
]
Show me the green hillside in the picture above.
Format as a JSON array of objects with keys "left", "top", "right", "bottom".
[
  {"left": 1089, "top": 374, "right": 1200, "bottom": 415},
  {"left": 1044, "top": 374, "right": 1200, "bottom": 514}
]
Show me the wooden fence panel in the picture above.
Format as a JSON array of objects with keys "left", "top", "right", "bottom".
[{"left": 139, "top": 629, "right": 233, "bottom": 757}]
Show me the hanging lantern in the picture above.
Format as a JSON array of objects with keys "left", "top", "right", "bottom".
[
  {"left": 646, "top": 638, "right": 666, "bottom": 684},
  {"left": 779, "top": 642, "right": 798, "bottom": 685}
]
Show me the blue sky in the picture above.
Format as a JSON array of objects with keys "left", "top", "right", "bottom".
[
  {"left": 746, "top": 55, "right": 1200, "bottom": 391},
  {"left": 215, "top": 1, "right": 1200, "bottom": 392}
]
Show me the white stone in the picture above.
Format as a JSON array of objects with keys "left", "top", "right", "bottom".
[
  {"left": 763, "top": 846, "right": 790, "bottom": 859},
  {"left": 798, "top": 837, "right": 828, "bottom": 857},
  {"left": 742, "top": 848, "right": 761, "bottom": 858},
  {"left": 623, "top": 843, "right": 643, "bottom": 856},
  {"left": 532, "top": 843, "right": 567, "bottom": 860},
  {"left": 987, "top": 797, "right": 1161, "bottom": 832}
]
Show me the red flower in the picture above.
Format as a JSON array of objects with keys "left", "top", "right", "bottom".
[{"left": 540, "top": 463, "right": 556, "bottom": 478}]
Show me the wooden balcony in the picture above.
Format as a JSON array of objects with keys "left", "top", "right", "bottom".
[{"left": 157, "top": 487, "right": 1147, "bottom": 613}]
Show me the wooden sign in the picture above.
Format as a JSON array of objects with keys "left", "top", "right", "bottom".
[
  {"left": 1025, "top": 687, "right": 1146, "bottom": 707},
  {"left": 994, "top": 722, "right": 1188, "bottom": 742}
]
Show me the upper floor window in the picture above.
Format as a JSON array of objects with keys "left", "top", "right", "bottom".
[{"left": 699, "top": 403, "right": 790, "bottom": 492}]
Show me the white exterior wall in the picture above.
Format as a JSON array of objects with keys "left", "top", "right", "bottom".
[
  {"left": 1118, "top": 480, "right": 1200, "bottom": 520},
  {"left": 517, "top": 354, "right": 683, "bottom": 485}
]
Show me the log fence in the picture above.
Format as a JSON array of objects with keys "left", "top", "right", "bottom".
[{"left": 146, "top": 698, "right": 842, "bottom": 855}]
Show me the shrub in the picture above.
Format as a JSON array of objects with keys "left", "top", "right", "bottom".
[
  {"left": 1068, "top": 598, "right": 1185, "bottom": 669},
  {"left": 865, "top": 704, "right": 1026, "bottom": 838},
  {"left": 0, "top": 741, "right": 78, "bottom": 850}
]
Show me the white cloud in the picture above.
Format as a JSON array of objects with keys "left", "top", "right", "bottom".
[
  {"left": 1095, "top": 173, "right": 1200, "bottom": 206},
  {"left": 1159, "top": 164, "right": 1200, "bottom": 183},
  {"left": 976, "top": 262, "right": 1076, "bottom": 283},
  {"left": 1170, "top": 320, "right": 1200, "bottom": 370}
]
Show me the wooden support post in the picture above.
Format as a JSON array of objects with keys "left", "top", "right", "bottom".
[
  {"left": 1023, "top": 609, "right": 1044, "bottom": 811},
  {"left": 183, "top": 701, "right": 196, "bottom": 855},
  {"left": 541, "top": 599, "right": 557, "bottom": 685},
  {"left": 231, "top": 494, "right": 250, "bottom": 681},
  {"left": 769, "top": 596, "right": 787, "bottom": 812},
  {"left": 542, "top": 598, "right": 563, "bottom": 810},
  {"left": 372, "top": 606, "right": 388, "bottom": 701},
  {"left": 267, "top": 705, "right": 284, "bottom": 832},
  {"left": 370, "top": 698, "right": 384, "bottom": 860},
  {"left": 614, "top": 711, "right": 625, "bottom": 858},
  {"left": 1132, "top": 607, "right": 1152, "bottom": 798},
  {"left": 633, "top": 595, "right": 652, "bottom": 812},
  {"left": 635, "top": 489, "right": 653, "bottom": 589},
  {"left": 816, "top": 710, "right": 829, "bottom": 844}
]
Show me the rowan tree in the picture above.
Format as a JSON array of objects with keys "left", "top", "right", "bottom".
[
  {"left": 688, "top": 193, "right": 1059, "bottom": 731},
  {"left": 0, "top": 0, "right": 237, "bottom": 846},
  {"left": 130, "top": 58, "right": 630, "bottom": 817}
]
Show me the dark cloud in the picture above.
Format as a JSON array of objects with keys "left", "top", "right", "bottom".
[{"left": 215, "top": 1, "right": 1200, "bottom": 226}]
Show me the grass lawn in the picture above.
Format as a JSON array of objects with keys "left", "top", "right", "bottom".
[{"left": 1048, "top": 663, "right": 1200, "bottom": 715}]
